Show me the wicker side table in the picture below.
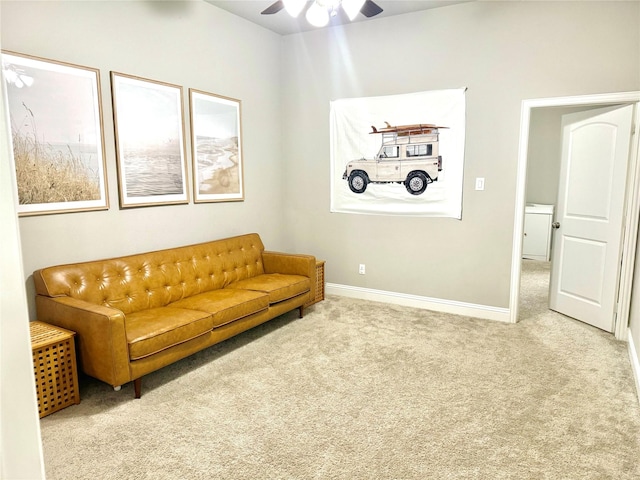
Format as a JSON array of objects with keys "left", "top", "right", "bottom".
[
  {"left": 305, "top": 260, "right": 326, "bottom": 307},
  {"left": 30, "top": 321, "right": 80, "bottom": 418}
]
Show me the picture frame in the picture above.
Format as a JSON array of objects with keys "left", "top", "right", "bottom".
[
  {"left": 189, "top": 89, "right": 244, "bottom": 203},
  {"left": 1, "top": 51, "right": 109, "bottom": 216},
  {"left": 111, "top": 72, "right": 189, "bottom": 208}
]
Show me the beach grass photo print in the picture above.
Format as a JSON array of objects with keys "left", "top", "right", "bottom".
[
  {"left": 2, "top": 51, "right": 108, "bottom": 216},
  {"left": 111, "top": 72, "right": 189, "bottom": 208},
  {"left": 189, "top": 89, "right": 244, "bottom": 203}
]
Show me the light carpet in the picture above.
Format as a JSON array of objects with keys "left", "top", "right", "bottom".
[{"left": 40, "top": 260, "right": 640, "bottom": 479}]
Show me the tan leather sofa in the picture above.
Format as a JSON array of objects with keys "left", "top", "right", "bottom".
[{"left": 34, "top": 233, "right": 316, "bottom": 398}]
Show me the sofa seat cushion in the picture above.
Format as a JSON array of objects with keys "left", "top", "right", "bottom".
[
  {"left": 171, "top": 288, "right": 269, "bottom": 328},
  {"left": 126, "top": 307, "right": 213, "bottom": 360},
  {"left": 226, "top": 273, "right": 310, "bottom": 304}
]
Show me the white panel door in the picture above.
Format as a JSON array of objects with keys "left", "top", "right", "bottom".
[{"left": 549, "top": 104, "right": 634, "bottom": 331}]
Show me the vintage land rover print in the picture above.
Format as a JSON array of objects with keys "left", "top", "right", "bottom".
[{"left": 343, "top": 123, "right": 445, "bottom": 195}]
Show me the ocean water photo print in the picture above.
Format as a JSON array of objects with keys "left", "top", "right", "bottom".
[{"left": 111, "top": 72, "right": 189, "bottom": 208}]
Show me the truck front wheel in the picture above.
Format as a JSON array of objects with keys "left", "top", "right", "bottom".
[
  {"left": 348, "top": 171, "right": 368, "bottom": 194},
  {"left": 405, "top": 172, "right": 428, "bottom": 195}
]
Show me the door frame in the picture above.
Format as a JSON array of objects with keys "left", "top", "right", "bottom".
[{"left": 510, "top": 91, "right": 640, "bottom": 340}]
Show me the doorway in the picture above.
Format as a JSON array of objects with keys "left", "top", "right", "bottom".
[{"left": 510, "top": 92, "right": 640, "bottom": 341}]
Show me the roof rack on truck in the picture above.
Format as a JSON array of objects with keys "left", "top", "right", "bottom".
[{"left": 370, "top": 122, "right": 448, "bottom": 145}]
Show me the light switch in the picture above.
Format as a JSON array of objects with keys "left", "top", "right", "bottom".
[{"left": 475, "top": 177, "right": 485, "bottom": 190}]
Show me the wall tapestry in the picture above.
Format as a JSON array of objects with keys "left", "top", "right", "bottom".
[
  {"left": 2, "top": 51, "right": 108, "bottom": 216},
  {"left": 111, "top": 72, "right": 189, "bottom": 208},
  {"left": 189, "top": 89, "right": 244, "bottom": 203},
  {"left": 330, "top": 88, "right": 466, "bottom": 218}
]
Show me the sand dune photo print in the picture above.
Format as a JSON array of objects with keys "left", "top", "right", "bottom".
[{"left": 189, "top": 89, "right": 244, "bottom": 203}]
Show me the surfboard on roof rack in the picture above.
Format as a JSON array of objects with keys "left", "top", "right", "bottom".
[{"left": 370, "top": 122, "right": 449, "bottom": 136}]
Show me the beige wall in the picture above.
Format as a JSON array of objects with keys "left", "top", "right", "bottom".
[
  {"left": 1, "top": 0, "right": 286, "bottom": 318},
  {"left": 526, "top": 108, "right": 563, "bottom": 206},
  {"left": 281, "top": 1, "right": 640, "bottom": 308},
  {"left": 0, "top": 74, "right": 45, "bottom": 479}
]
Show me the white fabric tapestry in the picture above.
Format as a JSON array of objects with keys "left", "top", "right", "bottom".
[{"left": 330, "top": 88, "right": 466, "bottom": 218}]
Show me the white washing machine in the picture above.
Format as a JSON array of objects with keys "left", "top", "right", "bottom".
[{"left": 523, "top": 203, "right": 555, "bottom": 261}]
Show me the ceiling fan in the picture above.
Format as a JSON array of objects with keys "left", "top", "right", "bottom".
[{"left": 261, "top": 0, "right": 383, "bottom": 27}]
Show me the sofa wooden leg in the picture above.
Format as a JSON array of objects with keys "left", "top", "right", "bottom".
[
  {"left": 134, "top": 378, "right": 142, "bottom": 399},
  {"left": 298, "top": 305, "right": 304, "bottom": 318}
]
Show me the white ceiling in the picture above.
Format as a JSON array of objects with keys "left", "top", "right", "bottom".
[{"left": 204, "top": 1, "right": 473, "bottom": 35}]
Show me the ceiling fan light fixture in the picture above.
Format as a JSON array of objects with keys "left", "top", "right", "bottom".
[
  {"left": 306, "top": 1, "right": 330, "bottom": 27},
  {"left": 342, "top": 0, "right": 366, "bottom": 20},
  {"left": 282, "top": 0, "right": 306, "bottom": 18},
  {"left": 316, "top": 0, "right": 340, "bottom": 9},
  {"left": 260, "top": 0, "right": 383, "bottom": 26}
]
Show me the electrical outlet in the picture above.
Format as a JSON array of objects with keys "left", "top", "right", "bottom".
[{"left": 359, "top": 264, "right": 366, "bottom": 275}]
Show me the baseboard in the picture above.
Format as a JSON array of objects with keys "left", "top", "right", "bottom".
[
  {"left": 325, "top": 283, "right": 511, "bottom": 323},
  {"left": 628, "top": 329, "right": 640, "bottom": 404}
]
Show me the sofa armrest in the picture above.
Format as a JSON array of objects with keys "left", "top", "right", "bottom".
[
  {"left": 262, "top": 251, "right": 316, "bottom": 300},
  {"left": 262, "top": 251, "right": 316, "bottom": 276},
  {"left": 35, "top": 295, "right": 131, "bottom": 388}
]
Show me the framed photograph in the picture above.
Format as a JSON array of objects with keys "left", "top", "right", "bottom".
[
  {"left": 111, "top": 72, "right": 189, "bottom": 208},
  {"left": 1, "top": 51, "right": 108, "bottom": 216},
  {"left": 189, "top": 89, "right": 244, "bottom": 203}
]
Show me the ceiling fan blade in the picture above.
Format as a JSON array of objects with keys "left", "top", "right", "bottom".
[
  {"left": 261, "top": 1, "right": 285, "bottom": 15},
  {"left": 360, "top": 0, "right": 383, "bottom": 18}
]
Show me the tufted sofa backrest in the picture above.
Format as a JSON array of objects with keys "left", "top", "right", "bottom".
[{"left": 34, "top": 233, "right": 266, "bottom": 315}]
